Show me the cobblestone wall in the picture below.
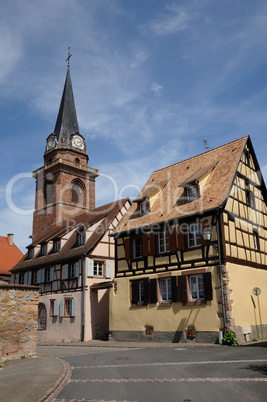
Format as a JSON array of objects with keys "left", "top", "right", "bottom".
[{"left": 0, "top": 283, "right": 39, "bottom": 363}]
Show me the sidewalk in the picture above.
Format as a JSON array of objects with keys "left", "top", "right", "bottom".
[{"left": 0, "top": 339, "right": 266, "bottom": 402}]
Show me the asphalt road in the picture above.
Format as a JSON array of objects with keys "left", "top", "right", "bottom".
[{"left": 37, "top": 344, "right": 267, "bottom": 402}]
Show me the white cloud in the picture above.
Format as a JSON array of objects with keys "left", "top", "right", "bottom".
[
  {"left": 147, "top": 5, "right": 192, "bottom": 35},
  {"left": 151, "top": 82, "right": 163, "bottom": 96}
]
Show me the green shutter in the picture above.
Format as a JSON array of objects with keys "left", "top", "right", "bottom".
[
  {"left": 63, "top": 264, "right": 69, "bottom": 279},
  {"left": 37, "top": 270, "right": 41, "bottom": 284},
  {"left": 50, "top": 267, "right": 54, "bottom": 282},
  {"left": 53, "top": 300, "right": 59, "bottom": 316},
  {"left": 71, "top": 299, "right": 76, "bottom": 317},
  {"left": 59, "top": 300, "right": 64, "bottom": 317},
  {"left": 15, "top": 273, "right": 19, "bottom": 284},
  {"left": 28, "top": 271, "right": 32, "bottom": 285},
  {"left": 24, "top": 272, "right": 28, "bottom": 285},
  {"left": 75, "top": 261, "right": 80, "bottom": 278},
  {"left": 106, "top": 261, "right": 111, "bottom": 278},
  {"left": 87, "top": 259, "right": 94, "bottom": 277}
]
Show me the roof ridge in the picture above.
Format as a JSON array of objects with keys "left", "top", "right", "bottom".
[{"left": 154, "top": 136, "right": 248, "bottom": 173}]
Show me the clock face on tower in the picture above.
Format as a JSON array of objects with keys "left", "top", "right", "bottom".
[
  {"left": 72, "top": 134, "right": 84, "bottom": 150},
  {"left": 47, "top": 136, "right": 56, "bottom": 150}
]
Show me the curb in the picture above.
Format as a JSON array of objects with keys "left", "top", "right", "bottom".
[{"left": 37, "top": 357, "right": 72, "bottom": 402}]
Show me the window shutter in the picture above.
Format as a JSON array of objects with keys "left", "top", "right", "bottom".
[
  {"left": 15, "top": 274, "right": 19, "bottom": 284},
  {"left": 124, "top": 238, "right": 131, "bottom": 260},
  {"left": 143, "top": 278, "right": 149, "bottom": 305},
  {"left": 201, "top": 220, "right": 209, "bottom": 245},
  {"left": 142, "top": 235, "right": 149, "bottom": 257},
  {"left": 71, "top": 299, "right": 76, "bottom": 317},
  {"left": 37, "top": 270, "right": 41, "bottom": 284},
  {"left": 169, "top": 229, "right": 177, "bottom": 252},
  {"left": 149, "top": 278, "right": 158, "bottom": 304},
  {"left": 53, "top": 300, "right": 59, "bottom": 316},
  {"left": 24, "top": 272, "right": 28, "bottom": 285},
  {"left": 63, "top": 264, "right": 69, "bottom": 279},
  {"left": 171, "top": 276, "right": 178, "bottom": 302},
  {"left": 203, "top": 272, "right": 213, "bottom": 301},
  {"left": 177, "top": 227, "right": 185, "bottom": 250},
  {"left": 41, "top": 268, "right": 45, "bottom": 283},
  {"left": 106, "top": 261, "right": 112, "bottom": 278},
  {"left": 131, "top": 280, "right": 138, "bottom": 305},
  {"left": 177, "top": 275, "right": 187, "bottom": 304},
  {"left": 50, "top": 266, "right": 54, "bottom": 282},
  {"left": 87, "top": 259, "right": 94, "bottom": 277},
  {"left": 28, "top": 271, "right": 32, "bottom": 285},
  {"left": 59, "top": 300, "right": 64, "bottom": 317},
  {"left": 149, "top": 233, "right": 156, "bottom": 255},
  {"left": 75, "top": 261, "right": 80, "bottom": 278}
]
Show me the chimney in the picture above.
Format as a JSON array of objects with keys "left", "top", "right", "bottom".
[{"left": 7, "top": 233, "right": 14, "bottom": 247}]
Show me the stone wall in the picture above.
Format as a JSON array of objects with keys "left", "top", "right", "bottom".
[{"left": 0, "top": 283, "right": 39, "bottom": 363}]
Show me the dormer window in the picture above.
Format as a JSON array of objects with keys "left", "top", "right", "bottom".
[
  {"left": 28, "top": 248, "right": 34, "bottom": 259},
  {"left": 187, "top": 185, "right": 199, "bottom": 202},
  {"left": 53, "top": 240, "right": 61, "bottom": 253},
  {"left": 77, "top": 229, "right": 85, "bottom": 247},
  {"left": 41, "top": 244, "right": 47, "bottom": 256},
  {"left": 140, "top": 200, "right": 149, "bottom": 216}
]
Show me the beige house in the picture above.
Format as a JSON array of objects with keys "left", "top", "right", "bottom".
[
  {"left": 11, "top": 65, "right": 131, "bottom": 342},
  {"left": 110, "top": 136, "right": 267, "bottom": 344}
]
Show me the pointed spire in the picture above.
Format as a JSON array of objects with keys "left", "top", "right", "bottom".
[{"left": 53, "top": 67, "right": 79, "bottom": 144}]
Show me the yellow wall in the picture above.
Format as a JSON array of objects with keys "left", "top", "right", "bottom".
[
  {"left": 110, "top": 267, "right": 222, "bottom": 333},
  {"left": 227, "top": 262, "right": 267, "bottom": 328}
]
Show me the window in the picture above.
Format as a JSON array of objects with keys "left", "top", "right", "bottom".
[
  {"left": 140, "top": 201, "right": 149, "bottom": 216},
  {"left": 245, "top": 180, "right": 256, "bottom": 209},
  {"left": 46, "top": 267, "right": 54, "bottom": 282},
  {"left": 33, "top": 271, "right": 38, "bottom": 285},
  {"left": 189, "top": 275, "right": 204, "bottom": 301},
  {"left": 133, "top": 237, "right": 142, "bottom": 258},
  {"left": 77, "top": 230, "right": 85, "bottom": 246},
  {"left": 60, "top": 298, "right": 76, "bottom": 317},
  {"left": 159, "top": 278, "right": 172, "bottom": 302},
  {"left": 53, "top": 240, "right": 60, "bottom": 253},
  {"left": 187, "top": 223, "right": 201, "bottom": 248},
  {"left": 63, "top": 262, "right": 80, "bottom": 279},
  {"left": 19, "top": 273, "right": 25, "bottom": 285},
  {"left": 94, "top": 261, "right": 103, "bottom": 276},
  {"left": 130, "top": 278, "right": 149, "bottom": 306},
  {"left": 28, "top": 248, "right": 34, "bottom": 259},
  {"left": 37, "top": 304, "right": 46, "bottom": 330},
  {"left": 245, "top": 150, "right": 250, "bottom": 167},
  {"left": 72, "top": 182, "right": 82, "bottom": 204},
  {"left": 45, "top": 181, "right": 53, "bottom": 205},
  {"left": 187, "top": 186, "right": 198, "bottom": 202},
  {"left": 41, "top": 244, "right": 47, "bottom": 256},
  {"left": 65, "top": 299, "right": 72, "bottom": 316},
  {"left": 253, "top": 230, "right": 260, "bottom": 251},
  {"left": 158, "top": 231, "right": 170, "bottom": 253}
]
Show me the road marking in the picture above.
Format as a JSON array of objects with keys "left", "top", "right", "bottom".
[
  {"left": 68, "top": 377, "right": 267, "bottom": 383},
  {"left": 72, "top": 358, "right": 267, "bottom": 369}
]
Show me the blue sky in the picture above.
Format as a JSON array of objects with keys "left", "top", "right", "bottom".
[{"left": 1, "top": 0, "right": 267, "bottom": 251}]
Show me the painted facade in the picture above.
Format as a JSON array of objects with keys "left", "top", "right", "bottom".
[
  {"left": 110, "top": 136, "right": 267, "bottom": 344},
  {"left": 10, "top": 65, "right": 131, "bottom": 342}
]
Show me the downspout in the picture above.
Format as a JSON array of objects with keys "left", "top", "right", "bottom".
[
  {"left": 216, "top": 208, "right": 227, "bottom": 332},
  {"left": 81, "top": 253, "right": 86, "bottom": 342}
]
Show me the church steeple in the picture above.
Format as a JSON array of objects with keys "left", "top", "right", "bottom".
[{"left": 53, "top": 67, "right": 79, "bottom": 145}]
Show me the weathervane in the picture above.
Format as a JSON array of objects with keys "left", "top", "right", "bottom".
[{"left": 66, "top": 46, "right": 72, "bottom": 67}]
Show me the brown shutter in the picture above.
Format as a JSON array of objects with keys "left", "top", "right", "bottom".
[
  {"left": 177, "top": 227, "right": 185, "bottom": 251},
  {"left": 203, "top": 272, "right": 213, "bottom": 301},
  {"left": 177, "top": 275, "right": 187, "bottom": 304},
  {"left": 171, "top": 276, "right": 178, "bottom": 302},
  {"left": 131, "top": 280, "right": 138, "bottom": 304},
  {"left": 124, "top": 237, "right": 131, "bottom": 260},
  {"left": 201, "top": 219, "right": 208, "bottom": 246},
  {"left": 143, "top": 278, "right": 149, "bottom": 305},
  {"left": 149, "top": 278, "right": 158, "bottom": 303},
  {"left": 142, "top": 235, "right": 149, "bottom": 257},
  {"left": 169, "top": 229, "right": 177, "bottom": 252},
  {"left": 150, "top": 233, "right": 156, "bottom": 255}
]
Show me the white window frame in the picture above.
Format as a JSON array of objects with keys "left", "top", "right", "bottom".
[
  {"left": 94, "top": 261, "right": 103, "bottom": 276},
  {"left": 41, "top": 244, "right": 47, "bottom": 256},
  {"left": 159, "top": 278, "right": 172, "bottom": 302},
  {"left": 188, "top": 223, "right": 201, "bottom": 248},
  {"left": 140, "top": 201, "right": 149, "bottom": 216},
  {"left": 77, "top": 231, "right": 85, "bottom": 246},
  {"left": 133, "top": 237, "right": 142, "bottom": 259},
  {"left": 187, "top": 186, "right": 198, "bottom": 202},
  {"left": 138, "top": 280, "right": 144, "bottom": 304},
  {"left": 158, "top": 232, "right": 170, "bottom": 254},
  {"left": 189, "top": 275, "right": 204, "bottom": 301},
  {"left": 53, "top": 240, "right": 60, "bottom": 253}
]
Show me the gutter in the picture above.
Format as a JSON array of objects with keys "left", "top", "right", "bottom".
[
  {"left": 81, "top": 253, "right": 86, "bottom": 342},
  {"left": 216, "top": 208, "right": 227, "bottom": 331}
]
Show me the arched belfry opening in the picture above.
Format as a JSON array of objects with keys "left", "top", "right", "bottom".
[{"left": 71, "top": 179, "right": 85, "bottom": 205}]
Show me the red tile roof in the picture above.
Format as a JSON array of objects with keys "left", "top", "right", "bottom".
[
  {"left": 113, "top": 136, "right": 248, "bottom": 234},
  {"left": 0, "top": 236, "right": 23, "bottom": 274}
]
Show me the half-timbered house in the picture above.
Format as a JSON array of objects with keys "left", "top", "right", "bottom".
[
  {"left": 10, "top": 64, "right": 131, "bottom": 342},
  {"left": 110, "top": 136, "right": 267, "bottom": 344}
]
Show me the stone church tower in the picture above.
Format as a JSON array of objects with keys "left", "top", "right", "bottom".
[{"left": 32, "top": 66, "right": 99, "bottom": 242}]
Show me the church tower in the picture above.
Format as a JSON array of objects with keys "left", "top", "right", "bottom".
[{"left": 32, "top": 62, "right": 99, "bottom": 242}]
